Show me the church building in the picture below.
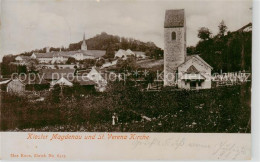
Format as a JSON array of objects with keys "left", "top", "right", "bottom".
[
  {"left": 164, "top": 9, "right": 212, "bottom": 89},
  {"left": 31, "top": 33, "right": 106, "bottom": 64}
]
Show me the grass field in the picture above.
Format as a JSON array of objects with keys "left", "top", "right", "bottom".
[{"left": 0, "top": 82, "right": 251, "bottom": 133}]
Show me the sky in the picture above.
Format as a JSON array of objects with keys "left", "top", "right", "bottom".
[{"left": 0, "top": 0, "right": 252, "bottom": 60}]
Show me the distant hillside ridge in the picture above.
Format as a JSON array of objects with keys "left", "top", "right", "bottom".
[
  {"left": 188, "top": 22, "right": 252, "bottom": 73},
  {"left": 13, "top": 32, "right": 163, "bottom": 58}
]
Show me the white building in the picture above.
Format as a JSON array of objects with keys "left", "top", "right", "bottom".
[
  {"left": 87, "top": 67, "right": 107, "bottom": 92},
  {"left": 177, "top": 55, "right": 213, "bottom": 89},
  {"left": 114, "top": 49, "right": 130, "bottom": 60},
  {"left": 164, "top": 9, "right": 212, "bottom": 89},
  {"left": 101, "top": 60, "right": 118, "bottom": 69},
  {"left": 51, "top": 76, "right": 73, "bottom": 87},
  {"left": 32, "top": 33, "right": 105, "bottom": 64},
  {"left": 114, "top": 49, "right": 146, "bottom": 60},
  {"left": 14, "top": 55, "right": 31, "bottom": 65}
]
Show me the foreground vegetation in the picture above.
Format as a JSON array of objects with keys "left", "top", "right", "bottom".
[{"left": 0, "top": 82, "right": 251, "bottom": 133}]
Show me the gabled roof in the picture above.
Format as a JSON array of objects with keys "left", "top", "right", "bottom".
[
  {"left": 69, "top": 76, "right": 96, "bottom": 85},
  {"left": 0, "top": 79, "right": 11, "bottom": 85},
  {"left": 40, "top": 69, "right": 76, "bottom": 80},
  {"left": 22, "top": 76, "right": 49, "bottom": 85},
  {"left": 164, "top": 9, "right": 185, "bottom": 28},
  {"left": 115, "top": 49, "right": 129, "bottom": 56},
  {"left": 134, "top": 51, "right": 146, "bottom": 56},
  {"left": 16, "top": 55, "right": 31, "bottom": 61},
  {"left": 81, "top": 33, "right": 88, "bottom": 50},
  {"left": 126, "top": 49, "right": 135, "bottom": 55},
  {"left": 181, "top": 55, "right": 213, "bottom": 70},
  {"left": 186, "top": 65, "right": 199, "bottom": 74},
  {"left": 7, "top": 79, "right": 25, "bottom": 85},
  {"left": 51, "top": 77, "right": 73, "bottom": 87}
]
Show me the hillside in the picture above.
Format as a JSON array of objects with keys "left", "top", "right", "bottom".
[
  {"left": 189, "top": 23, "right": 252, "bottom": 73},
  {"left": 15, "top": 32, "right": 163, "bottom": 59}
]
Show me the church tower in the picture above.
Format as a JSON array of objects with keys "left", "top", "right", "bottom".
[
  {"left": 81, "top": 33, "right": 88, "bottom": 51},
  {"left": 164, "top": 9, "right": 186, "bottom": 86}
]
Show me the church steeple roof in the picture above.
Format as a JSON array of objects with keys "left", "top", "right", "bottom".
[
  {"left": 81, "top": 33, "right": 88, "bottom": 51},
  {"left": 164, "top": 9, "right": 185, "bottom": 28}
]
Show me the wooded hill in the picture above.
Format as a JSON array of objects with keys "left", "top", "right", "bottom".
[
  {"left": 188, "top": 23, "right": 252, "bottom": 73},
  {"left": 13, "top": 32, "right": 163, "bottom": 59}
]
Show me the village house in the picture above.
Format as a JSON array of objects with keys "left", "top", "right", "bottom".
[
  {"left": 41, "top": 67, "right": 106, "bottom": 92},
  {"left": 87, "top": 67, "right": 107, "bottom": 92},
  {"left": 177, "top": 55, "right": 213, "bottom": 89},
  {"left": 50, "top": 72, "right": 99, "bottom": 92},
  {"left": 50, "top": 76, "right": 73, "bottom": 87},
  {"left": 6, "top": 79, "right": 26, "bottom": 93},
  {"left": 14, "top": 56, "right": 31, "bottom": 65},
  {"left": 114, "top": 49, "right": 146, "bottom": 60},
  {"left": 40, "top": 69, "right": 76, "bottom": 82},
  {"left": 15, "top": 34, "right": 105, "bottom": 65},
  {"left": 25, "top": 78, "right": 50, "bottom": 91},
  {"left": 164, "top": 9, "right": 212, "bottom": 89},
  {"left": 101, "top": 59, "right": 118, "bottom": 69},
  {"left": 135, "top": 51, "right": 147, "bottom": 59},
  {"left": 38, "top": 64, "right": 77, "bottom": 69}
]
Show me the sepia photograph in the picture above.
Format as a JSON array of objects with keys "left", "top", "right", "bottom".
[
  {"left": 0, "top": 0, "right": 252, "bottom": 134},
  {"left": 1, "top": 0, "right": 256, "bottom": 160}
]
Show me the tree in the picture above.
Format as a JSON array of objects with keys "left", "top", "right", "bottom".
[
  {"left": 28, "top": 59, "right": 38, "bottom": 73},
  {"left": 17, "top": 65, "right": 27, "bottom": 74},
  {"left": 218, "top": 20, "right": 228, "bottom": 37},
  {"left": 51, "top": 84, "right": 61, "bottom": 103},
  {"left": 198, "top": 27, "right": 212, "bottom": 40},
  {"left": 116, "top": 57, "right": 137, "bottom": 73},
  {"left": 1, "top": 55, "right": 15, "bottom": 76},
  {"left": 104, "top": 46, "right": 115, "bottom": 59},
  {"left": 66, "top": 57, "right": 76, "bottom": 64},
  {"left": 187, "top": 46, "right": 197, "bottom": 55},
  {"left": 96, "top": 58, "right": 105, "bottom": 67},
  {"left": 82, "top": 59, "right": 96, "bottom": 68}
]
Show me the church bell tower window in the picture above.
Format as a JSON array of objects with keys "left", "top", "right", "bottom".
[{"left": 172, "top": 31, "right": 176, "bottom": 40}]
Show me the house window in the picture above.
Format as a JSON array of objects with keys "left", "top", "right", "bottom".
[
  {"left": 198, "top": 82, "right": 202, "bottom": 87},
  {"left": 172, "top": 32, "right": 176, "bottom": 40}
]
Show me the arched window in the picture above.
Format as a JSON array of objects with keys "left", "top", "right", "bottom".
[{"left": 171, "top": 32, "right": 176, "bottom": 40}]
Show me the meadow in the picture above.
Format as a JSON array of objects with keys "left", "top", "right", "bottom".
[{"left": 0, "top": 82, "right": 251, "bottom": 133}]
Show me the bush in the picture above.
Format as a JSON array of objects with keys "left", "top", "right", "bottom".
[{"left": 0, "top": 82, "right": 251, "bottom": 132}]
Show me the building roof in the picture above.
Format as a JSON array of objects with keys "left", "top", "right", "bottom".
[
  {"left": 126, "top": 49, "right": 135, "bottom": 55},
  {"left": 51, "top": 77, "right": 73, "bottom": 87},
  {"left": 182, "top": 55, "right": 213, "bottom": 70},
  {"left": 0, "top": 79, "right": 11, "bottom": 85},
  {"left": 164, "top": 9, "right": 185, "bottom": 28},
  {"left": 7, "top": 79, "right": 25, "bottom": 85},
  {"left": 22, "top": 76, "right": 50, "bottom": 85},
  {"left": 186, "top": 65, "right": 199, "bottom": 74},
  {"left": 34, "top": 50, "right": 106, "bottom": 59},
  {"left": 40, "top": 69, "right": 76, "bottom": 80},
  {"left": 115, "top": 49, "right": 129, "bottom": 56},
  {"left": 16, "top": 55, "right": 31, "bottom": 61},
  {"left": 68, "top": 76, "right": 96, "bottom": 85},
  {"left": 134, "top": 51, "right": 146, "bottom": 56},
  {"left": 82, "top": 50, "right": 106, "bottom": 58},
  {"left": 81, "top": 33, "right": 88, "bottom": 50}
]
